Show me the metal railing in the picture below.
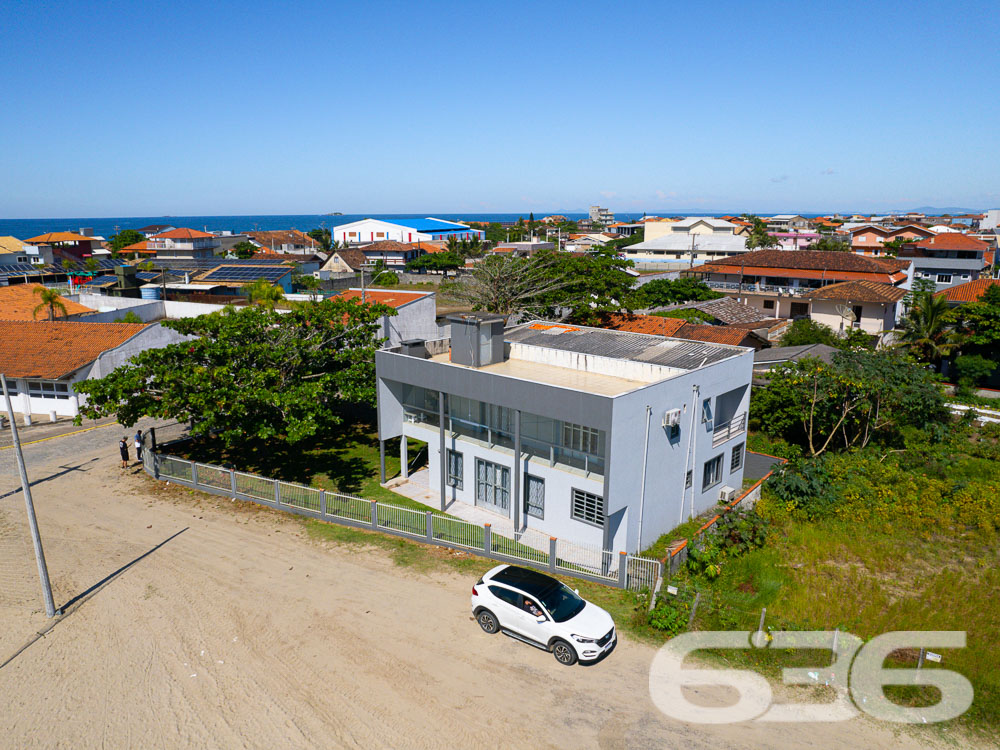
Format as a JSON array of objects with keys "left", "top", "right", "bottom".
[
  {"left": 712, "top": 412, "right": 747, "bottom": 447},
  {"left": 144, "top": 449, "right": 660, "bottom": 591}
]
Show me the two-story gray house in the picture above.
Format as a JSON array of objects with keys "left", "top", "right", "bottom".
[{"left": 375, "top": 315, "right": 754, "bottom": 553}]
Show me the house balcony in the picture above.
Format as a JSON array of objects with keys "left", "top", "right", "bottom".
[
  {"left": 704, "top": 280, "right": 812, "bottom": 297},
  {"left": 712, "top": 412, "right": 747, "bottom": 447}
]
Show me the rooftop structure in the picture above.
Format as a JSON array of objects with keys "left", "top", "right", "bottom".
[
  {"left": 934, "top": 277, "right": 1000, "bottom": 305},
  {"left": 333, "top": 218, "right": 485, "bottom": 246},
  {"left": 898, "top": 233, "right": 989, "bottom": 291}
]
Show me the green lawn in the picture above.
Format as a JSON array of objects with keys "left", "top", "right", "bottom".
[{"left": 169, "top": 410, "right": 433, "bottom": 513}]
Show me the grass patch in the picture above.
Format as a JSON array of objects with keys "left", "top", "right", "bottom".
[{"left": 168, "top": 408, "right": 433, "bottom": 513}]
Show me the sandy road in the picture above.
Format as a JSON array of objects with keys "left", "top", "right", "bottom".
[{"left": 0, "top": 427, "right": 968, "bottom": 749}]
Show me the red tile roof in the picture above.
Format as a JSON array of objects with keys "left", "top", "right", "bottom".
[
  {"left": 799, "top": 279, "right": 907, "bottom": 304},
  {"left": 600, "top": 313, "right": 686, "bottom": 336},
  {"left": 25, "top": 232, "right": 98, "bottom": 244},
  {"left": 673, "top": 324, "right": 760, "bottom": 346},
  {"left": 248, "top": 230, "right": 317, "bottom": 247},
  {"left": 335, "top": 289, "right": 431, "bottom": 308},
  {"left": 934, "top": 278, "right": 1000, "bottom": 303},
  {"left": 0, "top": 285, "right": 96, "bottom": 321},
  {"left": 696, "top": 249, "right": 910, "bottom": 283},
  {"left": 914, "top": 233, "right": 989, "bottom": 251},
  {"left": 150, "top": 228, "right": 216, "bottom": 240},
  {"left": 0, "top": 320, "right": 148, "bottom": 378}
]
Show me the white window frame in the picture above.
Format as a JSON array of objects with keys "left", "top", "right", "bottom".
[
  {"left": 703, "top": 454, "right": 724, "bottom": 491},
  {"left": 446, "top": 449, "right": 463, "bottom": 490}
]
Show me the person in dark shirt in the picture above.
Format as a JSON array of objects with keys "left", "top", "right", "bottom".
[{"left": 119, "top": 436, "right": 129, "bottom": 469}]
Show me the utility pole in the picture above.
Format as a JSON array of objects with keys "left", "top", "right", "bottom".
[{"left": 1, "top": 374, "right": 56, "bottom": 618}]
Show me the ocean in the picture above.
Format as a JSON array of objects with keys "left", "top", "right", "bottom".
[{"left": 0, "top": 211, "right": 737, "bottom": 239}]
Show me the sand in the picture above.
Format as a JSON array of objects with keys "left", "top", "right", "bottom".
[{"left": 0, "top": 424, "right": 976, "bottom": 749}]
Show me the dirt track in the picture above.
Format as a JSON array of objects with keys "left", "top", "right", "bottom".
[{"left": 0, "top": 427, "right": 971, "bottom": 749}]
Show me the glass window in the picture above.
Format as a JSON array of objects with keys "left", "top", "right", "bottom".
[
  {"left": 731, "top": 443, "right": 744, "bottom": 472},
  {"left": 524, "top": 474, "right": 544, "bottom": 519},
  {"left": 2, "top": 379, "right": 18, "bottom": 397},
  {"left": 703, "top": 455, "right": 723, "bottom": 490},
  {"left": 488, "top": 585, "right": 521, "bottom": 608},
  {"left": 561, "top": 422, "right": 602, "bottom": 455},
  {"left": 701, "top": 398, "right": 713, "bottom": 424},
  {"left": 936, "top": 274, "right": 952, "bottom": 284},
  {"left": 571, "top": 488, "right": 604, "bottom": 527},
  {"left": 762, "top": 299, "right": 775, "bottom": 310},
  {"left": 685, "top": 470, "right": 692, "bottom": 489},
  {"left": 447, "top": 450, "right": 463, "bottom": 490}
]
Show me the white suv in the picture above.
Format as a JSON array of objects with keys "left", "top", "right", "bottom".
[{"left": 470, "top": 564, "right": 616, "bottom": 665}]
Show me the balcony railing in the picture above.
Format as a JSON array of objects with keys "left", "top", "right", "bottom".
[
  {"left": 704, "top": 280, "right": 817, "bottom": 297},
  {"left": 712, "top": 412, "right": 747, "bottom": 447}
]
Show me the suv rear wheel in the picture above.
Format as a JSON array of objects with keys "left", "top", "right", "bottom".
[
  {"left": 551, "top": 639, "right": 578, "bottom": 666},
  {"left": 477, "top": 609, "right": 500, "bottom": 634}
]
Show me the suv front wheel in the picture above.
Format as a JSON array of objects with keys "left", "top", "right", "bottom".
[
  {"left": 477, "top": 609, "right": 500, "bottom": 634},
  {"left": 551, "top": 639, "right": 578, "bottom": 666}
]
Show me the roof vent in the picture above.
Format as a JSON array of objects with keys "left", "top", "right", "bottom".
[{"left": 400, "top": 339, "right": 428, "bottom": 359}]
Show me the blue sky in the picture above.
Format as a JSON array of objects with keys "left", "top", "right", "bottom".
[{"left": 1, "top": 0, "right": 998, "bottom": 217}]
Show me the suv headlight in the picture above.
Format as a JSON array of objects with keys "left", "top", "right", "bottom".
[{"left": 571, "top": 634, "right": 597, "bottom": 644}]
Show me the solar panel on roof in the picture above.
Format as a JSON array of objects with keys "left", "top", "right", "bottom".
[{"left": 200, "top": 266, "right": 289, "bottom": 282}]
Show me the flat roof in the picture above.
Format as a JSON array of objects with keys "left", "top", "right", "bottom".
[{"left": 428, "top": 351, "right": 648, "bottom": 397}]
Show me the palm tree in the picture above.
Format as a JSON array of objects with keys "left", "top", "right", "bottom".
[
  {"left": 897, "top": 291, "right": 962, "bottom": 364},
  {"left": 242, "top": 278, "right": 284, "bottom": 310},
  {"left": 32, "top": 286, "right": 69, "bottom": 321}
]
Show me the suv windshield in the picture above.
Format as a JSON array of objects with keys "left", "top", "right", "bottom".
[{"left": 537, "top": 583, "right": 586, "bottom": 623}]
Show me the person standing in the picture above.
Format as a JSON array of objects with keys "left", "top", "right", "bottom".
[
  {"left": 119, "top": 435, "right": 129, "bottom": 469},
  {"left": 134, "top": 429, "right": 143, "bottom": 463}
]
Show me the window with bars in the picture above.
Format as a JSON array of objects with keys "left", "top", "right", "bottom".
[
  {"left": 447, "top": 450, "right": 463, "bottom": 490},
  {"left": 524, "top": 474, "right": 544, "bottom": 519},
  {"left": 731, "top": 442, "right": 744, "bottom": 472},
  {"left": 570, "top": 488, "right": 604, "bottom": 527},
  {"left": 475, "top": 459, "right": 510, "bottom": 511},
  {"left": 685, "top": 470, "right": 692, "bottom": 489}
]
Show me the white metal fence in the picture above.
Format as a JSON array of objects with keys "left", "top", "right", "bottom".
[{"left": 146, "top": 449, "right": 661, "bottom": 591}]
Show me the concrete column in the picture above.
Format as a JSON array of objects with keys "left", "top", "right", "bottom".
[
  {"left": 601, "top": 456, "right": 612, "bottom": 554},
  {"left": 513, "top": 409, "right": 521, "bottom": 529},
  {"left": 400, "top": 435, "right": 408, "bottom": 480},
  {"left": 438, "top": 390, "right": 447, "bottom": 513},
  {"left": 379, "top": 439, "right": 386, "bottom": 483}
]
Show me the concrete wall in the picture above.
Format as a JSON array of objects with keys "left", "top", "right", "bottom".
[
  {"left": 381, "top": 294, "right": 439, "bottom": 347},
  {"left": 607, "top": 349, "right": 753, "bottom": 553},
  {"left": 69, "top": 293, "right": 230, "bottom": 320},
  {"left": 85, "top": 323, "right": 193, "bottom": 379},
  {"left": 810, "top": 301, "right": 897, "bottom": 335}
]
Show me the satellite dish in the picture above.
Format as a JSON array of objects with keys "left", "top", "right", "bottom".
[{"left": 835, "top": 304, "right": 856, "bottom": 322}]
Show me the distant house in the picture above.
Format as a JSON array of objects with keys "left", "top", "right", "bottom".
[
  {"left": 898, "top": 233, "right": 990, "bottom": 291},
  {"left": 138, "top": 224, "right": 177, "bottom": 237},
  {"left": 24, "top": 232, "right": 104, "bottom": 263},
  {"left": 541, "top": 215, "right": 569, "bottom": 225},
  {"left": 766, "top": 215, "right": 811, "bottom": 231},
  {"left": 565, "top": 233, "right": 613, "bottom": 250},
  {"left": 0, "top": 320, "right": 187, "bottom": 419},
  {"left": 147, "top": 228, "right": 221, "bottom": 259},
  {"left": 247, "top": 230, "right": 320, "bottom": 254},
  {"left": 934, "top": 278, "right": 1000, "bottom": 306},
  {"left": 251, "top": 251, "right": 325, "bottom": 274},
  {"left": 846, "top": 224, "right": 934, "bottom": 255},
  {"left": 333, "top": 218, "right": 484, "bottom": 246},
  {"left": 321, "top": 248, "right": 369, "bottom": 274},
  {"left": 689, "top": 249, "right": 911, "bottom": 319},
  {"left": 0, "top": 236, "right": 33, "bottom": 265},
  {"left": 333, "top": 289, "right": 438, "bottom": 347},
  {"left": 354, "top": 240, "right": 427, "bottom": 267},
  {"left": 624, "top": 233, "right": 748, "bottom": 268},
  {"left": 799, "top": 280, "right": 907, "bottom": 344},
  {"left": 589, "top": 205, "right": 615, "bottom": 226}
]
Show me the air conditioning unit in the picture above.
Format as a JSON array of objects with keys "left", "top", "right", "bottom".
[
  {"left": 719, "top": 486, "right": 737, "bottom": 504},
  {"left": 662, "top": 408, "right": 682, "bottom": 428}
]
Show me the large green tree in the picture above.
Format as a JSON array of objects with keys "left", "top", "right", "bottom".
[
  {"left": 108, "top": 229, "right": 146, "bottom": 256},
  {"left": 406, "top": 251, "right": 463, "bottom": 276},
  {"left": 75, "top": 301, "right": 394, "bottom": 446},
  {"left": 440, "top": 253, "right": 569, "bottom": 320},
  {"left": 533, "top": 247, "right": 636, "bottom": 324},
  {"left": 806, "top": 236, "right": 851, "bottom": 252},
  {"left": 751, "top": 349, "right": 947, "bottom": 456},
  {"left": 897, "top": 289, "right": 962, "bottom": 364},
  {"left": 953, "top": 284, "right": 1000, "bottom": 363},
  {"left": 741, "top": 214, "right": 781, "bottom": 250},
  {"left": 629, "top": 277, "right": 722, "bottom": 308},
  {"left": 232, "top": 240, "right": 258, "bottom": 259},
  {"left": 308, "top": 227, "right": 332, "bottom": 252}
]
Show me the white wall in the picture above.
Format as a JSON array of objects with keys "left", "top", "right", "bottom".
[
  {"left": 333, "top": 219, "right": 431, "bottom": 246},
  {"left": 382, "top": 294, "right": 439, "bottom": 347}
]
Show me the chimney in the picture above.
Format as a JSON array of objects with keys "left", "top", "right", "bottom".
[
  {"left": 400, "top": 339, "right": 428, "bottom": 358},
  {"left": 446, "top": 313, "right": 506, "bottom": 367}
]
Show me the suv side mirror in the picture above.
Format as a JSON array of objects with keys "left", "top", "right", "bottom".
[{"left": 574, "top": 589, "right": 579, "bottom": 595}]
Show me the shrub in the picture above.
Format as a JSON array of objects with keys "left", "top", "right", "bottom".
[
  {"left": 764, "top": 456, "right": 837, "bottom": 520},
  {"left": 713, "top": 507, "right": 769, "bottom": 555},
  {"left": 648, "top": 596, "right": 690, "bottom": 634}
]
